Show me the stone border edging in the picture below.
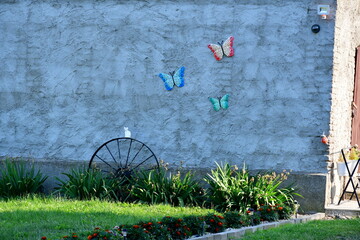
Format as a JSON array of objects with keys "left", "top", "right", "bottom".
[{"left": 189, "top": 213, "right": 325, "bottom": 240}]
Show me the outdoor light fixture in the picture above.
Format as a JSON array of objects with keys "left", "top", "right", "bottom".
[
  {"left": 317, "top": 5, "right": 330, "bottom": 19},
  {"left": 311, "top": 24, "right": 321, "bottom": 33}
]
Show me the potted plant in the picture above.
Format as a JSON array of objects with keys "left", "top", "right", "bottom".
[{"left": 337, "top": 146, "right": 359, "bottom": 176}]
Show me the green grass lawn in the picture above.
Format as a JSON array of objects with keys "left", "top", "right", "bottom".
[
  {"left": 239, "top": 218, "right": 360, "bottom": 240},
  {"left": 0, "top": 196, "right": 216, "bottom": 240}
]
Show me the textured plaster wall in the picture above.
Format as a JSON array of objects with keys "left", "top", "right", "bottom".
[
  {"left": 0, "top": 0, "right": 334, "bottom": 175},
  {"left": 327, "top": 0, "right": 360, "bottom": 205}
]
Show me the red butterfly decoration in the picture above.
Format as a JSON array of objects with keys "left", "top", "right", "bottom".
[{"left": 208, "top": 36, "right": 234, "bottom": 61}]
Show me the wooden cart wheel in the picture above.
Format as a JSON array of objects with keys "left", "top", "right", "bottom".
[{"left": 89, "top": 138, "right": 159, "bottom": 180}]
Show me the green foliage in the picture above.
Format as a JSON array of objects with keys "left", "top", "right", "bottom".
[
  {"left": 257, "top": 205, "right": 279, "bottom": 222},
  {"left": 130, "top": 167, "right": 206, "bottom": 207},
  {"left": 124, "top": 224, "right": 152, "bottom": 240},
  {"left": 204, "top": 213, "right": 226, "bottom": 233},
  {"left": 182, "top": 215, "right": 206, "bottom": 236},
  {"left": 205, "top": 162, "right": 300, "bottom": 213},
  {"left": 135, "top": 221, "right": 171, "bottom": 240},
  {"left": 223, "top": 211, "right": 251, "bottom": 228},
  {"left": 54, "top": 168, "right": 122, "bottom": 200},
  {"left": 0, "top": 159, "right": 48, "bottom": 199},
  {"left": 85, "top": 227, "right": 123, "bottom": 240},
  {"left": 160, "top": 216, "right": 191, "bottom": 239}
]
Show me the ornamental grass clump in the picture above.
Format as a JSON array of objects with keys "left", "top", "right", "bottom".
[
  {"left": 54, "top": 168, "right": 122, "bottom": 200},
  {"left": 0, "top": 159, "right": 48, "bottom": 199},
  {"left": 205, "top": 162, "right": 300, "bottom": 213},
  {"left": 130, "top": 167, "right": 206, "bottom": 207}
]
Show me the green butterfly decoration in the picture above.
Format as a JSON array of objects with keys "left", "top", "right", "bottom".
[{"left": 209, "top": 94, "right": 229, "bottom": 111}]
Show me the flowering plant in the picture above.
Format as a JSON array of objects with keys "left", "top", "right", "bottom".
[
  {"left": 136, "top": 221, "right": 170, "bottom": 240},
  {"left": 86, "top": 227, "right": 123, "bottom": 240},
  {"left": 224, "top": 211, "right": 251, "bottom": 228},
  {"left": 161, "top": 216, "right": 191, "bottom": 239},
  {"left": 204, "top": 214, "right": 225, "bottom": 233},
  {"left": 338, "top": 146, "right": 360, "bottom": 162}
]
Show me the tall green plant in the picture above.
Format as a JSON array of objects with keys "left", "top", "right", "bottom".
[
  {"left": 130, "top": 167, "right": 206, "bottom": 207},
  {"left": 0, "top": 159, "right": 48, "bottom": 199},
  {"left": 205, "top": 162, "right": 300, "bottom": 213},
  {"left": 54, "top": 168, "right": 122, "bottom": 200}
]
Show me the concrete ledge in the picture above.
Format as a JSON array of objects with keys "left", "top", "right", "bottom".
[{"left": 189, "top": 213, "right": 325, "bottom": 240}]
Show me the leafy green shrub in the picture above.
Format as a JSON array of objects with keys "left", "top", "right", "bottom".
[
  {"left": 182, "top": 215, "right": 206, "bottom": 236},
  {"left": 0, "top": 159, "right": 48, "bottom": 199},
  {"left": 135, "top": 221, "right": 170, "bottom": 240},
  {"left": 205, "top": 162, "right": 300, "bottom": 213},
  {"left": 204, "top": 213, "right": 226, "bottom": 233},
  {"left": 161, "top": 216, "right": 191, "bottom": 239},
  {"left": 86, "top": 227, "right": 123, "bottom": 240},
  {"left": 257, "top": 205, "right": 279, "bottom": 222},
  {"left": 54, "top": 168, "right": 122, "bottom": 200},
  {"left": 223, "top": 211, "right": 251, "bottom": 228},
  {"left": 123, "top": 224, "right": 152, "bottom": 240},
  {"left": 130, "top": 167, "right": 206, "bottom": 207}
]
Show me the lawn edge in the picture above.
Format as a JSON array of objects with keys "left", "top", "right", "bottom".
[{"left": 189, "top": 213, "right": 325, "bottom": 240}]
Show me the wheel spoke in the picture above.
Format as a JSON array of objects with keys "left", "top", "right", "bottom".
[
  {"left": 95, "top": 154, "right": 118, "bottom": 172},
  {"left": 105, "top": 144, "right": 118, "bottom": 165},
  {"left": 128, "top": 144, "right": 145, "bottom": 166},
  {"left": 125, "top": 139, "right": 133, "bottom": 167},
  {"left": 131, "top": 154, "right": 155, "bottom": 171},
  {"left": 117, "top": 139, "right": 122, "bottom": 168}
]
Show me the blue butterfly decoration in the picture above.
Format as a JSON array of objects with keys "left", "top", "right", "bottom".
[
  {"left": 159, "top": 66, "right": 185, "bottom": 91},
  {"left": 209, "top": 94, "right": 229, "bottom": 111}
]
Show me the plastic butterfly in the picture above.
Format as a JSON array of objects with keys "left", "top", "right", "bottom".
[
  {"left": 209, "top": 94, "right": 229, "bottom": 111},
  {"left": 208, "top": 36, "right": 234, "bottom": 61},
  {"left": 159, "top": 66, "right": 185, "bottom": 91}
]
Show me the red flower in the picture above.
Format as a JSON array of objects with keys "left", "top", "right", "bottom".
[
  {"left": 148, "top": 222, "right": 153, "bottom": 225},
  {"left": 278, "top": 207, "right": 283, "bottom": 211},
  {"left": 157, "top": 221, "right": 162, "bottom": 224},
  {"left": 210, "top": 219, "right": 215, "bottom": 223},
  {"left": 183, "top": 233, "right": 187, "bottom": 236},
  {"left": 87, "top": 236, "right": 92, "bottom": 240},
  {"left": 63, "top": 236, "right": 69, "bottom": 239},
  {"left": 177, "top": 218, "right": 183, "bottom": 222},
  {"left": 133, "top": 225, "right": 140, "bottom": 229},
  {"left": 267, "top": 208, "right": 271, "bottom": 212},
  {"left": 259, "top": 208, "right": 263, "bottom": 211},
  {"left": 41, "top": 237, "right": 47, "bottom": 240},
  {"left": 218, "top": 215, "right": 224, "bottom": 219},
  {"left": 175, "top": 223, "right": 180, "bottom": 227},
  {"left": 246, "top": 210, "right": 251, "bottom": 214},
  {"left": 215, "top": 228, "right": 219, "bottom": 232},
  {"left": 176, "top": 231, "right": 181, "bottom": 235},
  {"left": 92, "top": 233, "right": 98, "bottom": 237},
  {"left": 217, "top": 222, "right": 223, "bottom": 226},
  {"left": 145, "top": 230, "right": 150, "bottom": 234}
]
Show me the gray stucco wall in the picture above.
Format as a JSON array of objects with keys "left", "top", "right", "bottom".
[{"left": 1, "top": 0, "right": 334, "bottom": 178}]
